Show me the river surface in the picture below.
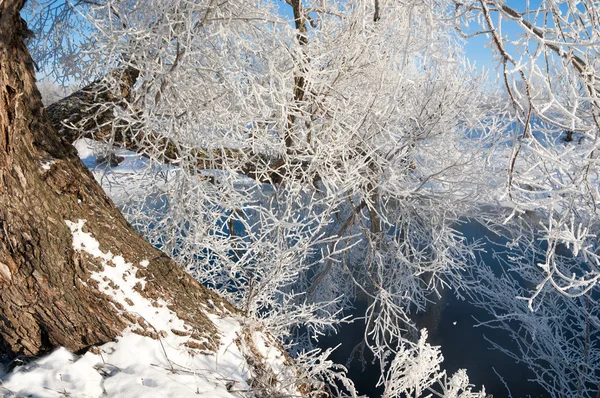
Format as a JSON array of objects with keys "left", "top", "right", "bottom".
[{"left": 320, "top": 219, "right": 550, "bottom": 397}]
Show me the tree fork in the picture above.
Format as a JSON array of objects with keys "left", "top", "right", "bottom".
[{"left": 0, "top": 0, "right": 230, "bottom": 359}]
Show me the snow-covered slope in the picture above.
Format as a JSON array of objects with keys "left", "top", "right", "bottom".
[
  {"left": 0, "top": 314, "right": 298, "bottom": 397},
  {"left": 0, "top": 159, "right": 305, "bottom": 397},
  {"left": 0, "top": 317, "right": 285, "bottom": 397}
]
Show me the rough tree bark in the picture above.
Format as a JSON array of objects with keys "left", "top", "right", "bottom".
[{"left": 0, "top": 0, "right": 231, "bottom": 359}]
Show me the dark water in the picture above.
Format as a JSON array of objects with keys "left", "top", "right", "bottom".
[
  {"left": 319, "top": 219, "right": 550, "bottom": 398},
  {"left": 319, "top": 300, "right": 547, "bottom": 397}
]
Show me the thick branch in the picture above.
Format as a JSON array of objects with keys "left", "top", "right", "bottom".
[
  {"left": 496, "top": 3, "right": 589, "bottom": 74},
  {"left": 286, "top": 0, "right": 308, "bottom": 150},
  {"left": 45, "top": 70, "right": 320, "bottom": 185},
  {"left": 484, "top": 1, "right": 596, "bottom": 93},
  {"left": 46, "top": 67, "right": 139, "bottom": 144}
]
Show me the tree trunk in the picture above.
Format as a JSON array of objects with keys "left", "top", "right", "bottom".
[{"left": 0, "top": 0, "right": 230, "bottom": 359}]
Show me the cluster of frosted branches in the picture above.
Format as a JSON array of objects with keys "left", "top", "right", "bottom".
[
  {"left": 453, "top": 0, "right": 600, "bottom": 297},
  {"left": 28, "top": 0, "right": 512, "bottom": 396},
  {"left": 380, "top": 330, "right": 486, "bottom": 398}
]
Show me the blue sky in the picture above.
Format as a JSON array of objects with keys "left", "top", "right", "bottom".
[
  {"left": 462, "top": 0, "right": 549, "bottom": 71},
  {"left": 33, "top": 0, "right": 556, "bottom": 86},
  {"left": 274, "top": 0, "right": 548, "bottom": 76}
]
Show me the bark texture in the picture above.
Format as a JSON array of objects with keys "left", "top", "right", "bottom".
[{"left": 0, "top": 0, "right": 230, "bottom": 359}]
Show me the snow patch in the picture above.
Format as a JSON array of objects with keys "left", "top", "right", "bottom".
[
  {"left": 73, "top": 138, "right": 97, "bottom": 160},
  {"left": 40, "top": 160, "right": 55, "bottom": 170},
  {"left": 252, "top": 331, "right": 289, "bottom": 378},
  {"left": 65, "top": 219, "right": 111, "bottom": 260},
  {"left": 64, "top": 219, "right": 186, "bottom": 334},
  {"left": 0, "top": 319, "right": 257, "bottom": 397},
  {"left": 0, "top": 220, "right": 300, "bottom": 397}
]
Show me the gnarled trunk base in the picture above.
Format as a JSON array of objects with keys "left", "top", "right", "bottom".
[{"left": 0, "top": 0, "right": 230, "bottom": 359}]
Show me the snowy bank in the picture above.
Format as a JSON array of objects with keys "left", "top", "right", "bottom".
[{"left": 0, "top": 219, "right": 304, "bottom": 398}]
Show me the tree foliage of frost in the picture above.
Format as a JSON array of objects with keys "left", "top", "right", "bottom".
[
  {"left": 449, "top": 2, "right": 600, "bottom": 395},
  {"left": 24, "top": 0, "right": 499, "bottom": 395},
  {"left": 29, "top": 0, "right": 495, "bottom": 395},
  {"left": 453, "top": 0, "right": 600, "bottom": 298},
  {"left": 26, "top": 0, "right": 600, "bottom": 397}
]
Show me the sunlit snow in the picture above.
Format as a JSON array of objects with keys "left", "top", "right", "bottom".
[{"left": 0, "top": 219, "right": 298, "bottom": 397}]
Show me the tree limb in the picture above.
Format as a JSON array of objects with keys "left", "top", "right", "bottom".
[{"left": 45, "top": 69, "right": 315, "bottom": 185}]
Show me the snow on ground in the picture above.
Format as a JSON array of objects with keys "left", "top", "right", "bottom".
[
  {"left": 0, "top": 214, "right": 302, "bottom": 397},
  {"left": 73, "top": 138, "right": 97, "bottom": 161},
  {"left": 73, "top": 138, "right": 171, "bottom": 208},
  {"left": 0, "top": 317, "right": 292, "bottom": 397}
]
